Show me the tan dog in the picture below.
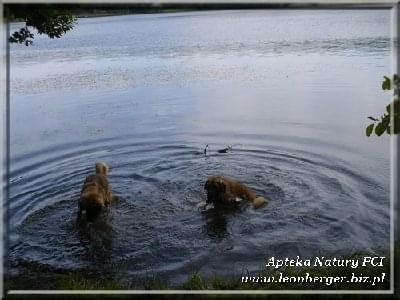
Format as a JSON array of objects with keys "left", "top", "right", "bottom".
[
  {"left": 204, "top": 175, "right": 267, "bottom": 209},
  {"left": 78, "top": 162, "right": 112, "bottom": 221}
]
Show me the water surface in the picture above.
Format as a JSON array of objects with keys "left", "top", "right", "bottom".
[{"left": 9, "top": 9, "right": 391, "bottom": 285}]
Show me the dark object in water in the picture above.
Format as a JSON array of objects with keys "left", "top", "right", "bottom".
[
  {"left": 204, "top": 144, "right": 209, "bottom": 156},
  {"left": 217, "top": 145, "right": 232, "bottom": 153}
]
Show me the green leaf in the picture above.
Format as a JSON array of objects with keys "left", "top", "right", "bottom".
[
  {"left": 366, "top": 124, "right": 374, "bottom": 137},
  {"left": 382, "top": 114, "right": 390, "bottom": 127},
  {"left": 382, "top": 76, "right": 391, "bottom": 90},
  {"left": 375, "top": 122, "right": 386, "bottom": 136}
]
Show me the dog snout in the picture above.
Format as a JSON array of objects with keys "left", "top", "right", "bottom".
[
  {"left": 206, "top": 189, "right": 213, "bottom": 203},
  {"left": 205, "top": 185, "right": 219, "bottom": 203},
  {"left": 204, "top": 180, "right": 210, "bottom": 190},
  {"left": 85, "top": 203, "right": 103, "bottom": 222}
]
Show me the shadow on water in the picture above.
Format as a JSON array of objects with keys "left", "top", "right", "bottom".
[
  {"left": 201, "top": 203, "right": 243, "bottom": 239},
  {"left": 76, "top": 208, "right": 115, "bottom": 263}
]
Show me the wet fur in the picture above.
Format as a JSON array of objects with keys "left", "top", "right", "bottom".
[
  {"left": 79, "top": 162, "right": 112, "bottom": 221},
  {"left": 204, "top": 175, "right": 267, "bottom": 209}
]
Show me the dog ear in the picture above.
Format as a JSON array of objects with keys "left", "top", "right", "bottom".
[
  {"left": 216, "top": 180, "right": 226, "bottom": 193},
  {"left": 95, "top": 162, "right": 109, "bottom": 174}
]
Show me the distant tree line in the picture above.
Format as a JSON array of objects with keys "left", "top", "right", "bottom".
[
  {"left": 5, "top": 3, "right": 387, "bottom": 46},
  {"left": 5, "top": 3, "right": 290, "bottom": 46}
]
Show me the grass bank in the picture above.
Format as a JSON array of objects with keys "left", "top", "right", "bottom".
[{"left": 4, "top": 252, "right": 392, "bottom": 292}]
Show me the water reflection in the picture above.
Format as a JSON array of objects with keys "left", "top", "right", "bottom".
[
  {"left": 202, "top": 204, "right": 244, "bottom": 239},
  {"left": 76, "top": 208, "right": 115, "bottom": 263}
]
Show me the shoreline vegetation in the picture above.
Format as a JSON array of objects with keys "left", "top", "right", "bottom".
[
  {"left": 4, "top": 251, "right": 392, "bottom": 291},
  {"left": 5, "top": 3, "right": 392, "bottom": 47},
  {"left": 5, "top": 3, "right": 390, "bottom": 22}
]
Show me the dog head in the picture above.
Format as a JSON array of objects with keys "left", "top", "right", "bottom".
[
  {"left": 95, "top": 162, "right": 109, "bottom": 175},
  {"left": 204, "top": 176, "right": 227, "bottom": 204},
  {"left": 80, "top": 192, "right": 106, "bottom": 222}
]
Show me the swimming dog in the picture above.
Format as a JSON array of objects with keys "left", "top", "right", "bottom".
[
  {"left": 204, "top": 175, "right": 267, "bottom": 209},
  {"left": 78, "top": 162, "right": 112, "bottom": 221}
]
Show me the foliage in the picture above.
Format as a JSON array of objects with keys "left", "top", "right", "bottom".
[
  {"left": 4, "top": 251, "right": 392, "bottom": 292},
  {"left": 180, "top": 272, "right": 208, "bottom": 290},
  {"left": 4, "top": 3, "right": 297, "bottom": 47},
  {"left": 56, "top": 272, "right": 123, "bottom": 290},
  {"left": 366, "top": 74, "right": 400, "bottom": 137},
  {"left": 6, "top": 5, "right": 76, "bottom": 46}
]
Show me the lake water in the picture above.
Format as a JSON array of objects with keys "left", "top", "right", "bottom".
[{"left": 8, "top": 9, "right": 392, "bottom": 286}]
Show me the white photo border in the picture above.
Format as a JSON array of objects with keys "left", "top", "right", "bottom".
[{"left": 1, "top": 0, "right": 398, "bottom": 296}]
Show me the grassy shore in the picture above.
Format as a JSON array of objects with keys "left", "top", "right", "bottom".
[{"left": 4, "top": 252, "right": 392, "bottom": 292}]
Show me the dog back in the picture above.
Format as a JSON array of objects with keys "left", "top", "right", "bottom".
[{"left": 79, "top": 163, "right": 112, "bottom": 221}]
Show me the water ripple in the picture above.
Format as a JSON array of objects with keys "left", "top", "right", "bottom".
[{"left": 8, "top": 135, "right": 389, "bottom": 280}]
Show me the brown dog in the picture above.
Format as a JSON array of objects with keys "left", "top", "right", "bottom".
[
  {"left": 204, "top": 175, "right": 267, "bottom": 209},
  {"left": 78, "top": 162, "right": 112, "bottom": 221}
]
